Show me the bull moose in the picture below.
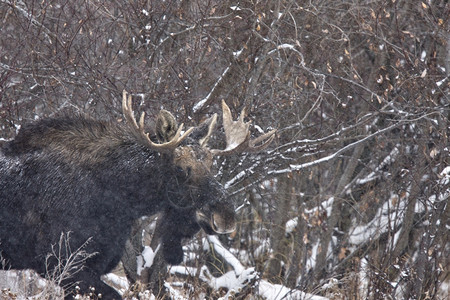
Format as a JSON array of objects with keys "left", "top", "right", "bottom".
[{"left": 0, "top": 91, "right": 275, "bottom": 299}]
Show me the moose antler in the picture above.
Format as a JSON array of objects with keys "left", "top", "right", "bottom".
[
  {"left": 122, "top": 90, "right": 194, "bottom": 151},
  {"left": 211, "top": 100, "right": 276, "bottom": 155}
]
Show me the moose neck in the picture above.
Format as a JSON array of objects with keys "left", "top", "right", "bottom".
[{"left": 91, "top": 141, "right": 174, "bottom": 218}]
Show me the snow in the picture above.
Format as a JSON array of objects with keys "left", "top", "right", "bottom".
[
  {"left": 234, "top": 198, "right": 250, "bottom": 212},
  {"left": 355, "top": 146, "right": 399, "bottom": 185},
  {"left": 171, "top": 236, "right": 259, "bottom": 295},
  {"left": 285, "top": 217, "right": 298, "bottom": 234},
  {"left": 349, "top": 192, "right": 406, "bottom": 245},
  {"left": 170, "top": 264, "right": 258, "bottom": 292},
  {"left": 101, "top": 273, "right": 129, "bottom": 294},
  {"left": 164, "top": 282, "right": 186, "bottom": 300},
  {"left": 440, "top": 166, "right": 450, "bottom": 185},
  {"left": 267, "top": 44, "right": 294, "bottom": 56},
  {"left": 233, "top": 49, "right": 243, "bottom": 57},
  {"left": 436, "top": 77, "right": 446, "bottom": 87},
  {"left": 258, "top": 280, "right": 329, "bottom": 300},
  {"left": 304, "top": 197, "right": 334, "bottom": 216},
  {"left": 225, "top": 170, "right": 246, "bottom": 189},
  {"left": 136, "top": 244, "right": 160, "bottom": 276},
  {"left": 170, "top": 235, "right": 329, "bottom": 300},
  {"left": 420, "top": 50, "right": 427, "bottom": 61},
  {"left": 358, "top": 258, "right": 369, "bottom": 298},
  {"left": 0, "top": 270, "right": 64, "bottom": 299},
  {"left": 207, "top": 235, "right": 246, "bottom": 274},
  {"left": 253, "top": 238, "right": 272, "bottom": 258},
  {"left": 306, "top": 241, "right": 320, "bottom": 271}
]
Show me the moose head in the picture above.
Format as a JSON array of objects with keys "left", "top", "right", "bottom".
[{"left": 121, "top": 90, "right": 276, "bottom": 248}]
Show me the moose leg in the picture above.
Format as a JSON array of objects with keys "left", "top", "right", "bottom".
[
  {"left": 160, "top": 206, "right": 201, "bottom": 265},
  {"left": 62, "top": 270, "right": 121, "bottom": 300},
  {"left": 161, "top": 234, "right": 185, "bottom": 265}
]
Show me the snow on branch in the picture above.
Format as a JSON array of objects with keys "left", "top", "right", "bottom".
[
  {"left": 193, "top": 66, "right": 230, "bottom": 113},
  {"left": 258, "top": 280, "right": 329, "bottom": 300},
  {"left": 279, "top": 112, "right": 375, "bottom": 146},
  {"left": 348, "top": 193, "right": 407, "bottom": 246},
  {"left": 224, "top": 170, "right": 248, "bottom": 190},
  {"left": 193, "top": 46, "right": 245, "bottom": 113},
  {"left": 171, "top": 235, "right": 329, "bottom": 300},
  {"left": 354, "top": 145, "right": 400, "bottom": 186},
  {"left": 267, "top": 43, "right": 305, "bottom": 66},
  {"left": 269, "top": 120, "right": 406, "bottom": 176},
  {"left": 171, "top": 235, "right": 257, "bottom": 297},
  {"left": 3, "top": 0, "right": 59, "bottom": 45},
  {"left": 206, "top": 235, "right": 246, "bottom": 275}
]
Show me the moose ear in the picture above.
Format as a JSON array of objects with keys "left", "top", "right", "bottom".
[
  {"left": 156, "top": 110, "right": 179, "bottom": 142},
  {"left": 189, "top": 114, "right": 218, "bottom": 147}
]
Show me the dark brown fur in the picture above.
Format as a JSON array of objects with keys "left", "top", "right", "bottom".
[{"left": 0, "top": 113, "right": 235, "bottom": 299}]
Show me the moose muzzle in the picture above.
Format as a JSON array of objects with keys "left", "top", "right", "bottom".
[{"left": 196, "top": 205, "right": 236, "bottom": 235}]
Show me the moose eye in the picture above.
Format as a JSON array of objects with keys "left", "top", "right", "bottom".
[{"left": 176, "top": 166, "right": 184, "bottom": 175}]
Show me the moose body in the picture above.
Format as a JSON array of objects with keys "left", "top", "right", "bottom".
[{"left": 0, "top": 91, "right": 275, "bottom": 299}]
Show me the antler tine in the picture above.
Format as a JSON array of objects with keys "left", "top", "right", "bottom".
[
  {"left": 248, "top": 129, "right": 277, "bottom": 152},
  {"left": 122, "top": 90, "right": 194, "bottom": 151},
  {"left": 122, "top": 90, "right": 140, "bottom": 132},
  {"left": 211, "top": 100, "right": 276, "bottom": 155},
  {"left": 222, "top": 100, "right": 250, "bottom": 151}
]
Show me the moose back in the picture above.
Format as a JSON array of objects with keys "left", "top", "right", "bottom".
[{"left": 0, "top": 91, "right": 275, "bottom": 299}]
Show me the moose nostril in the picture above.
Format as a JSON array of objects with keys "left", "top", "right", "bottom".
[
  {"left": 212, "top": 212, "right": 236, "bottom": 234},
  {"left": 195, "top": 210, "right": 236, "bottom": 234}
]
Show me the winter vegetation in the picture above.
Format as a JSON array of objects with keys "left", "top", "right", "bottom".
[{"left": 0, "top": 0, "right": 448, "bottom": 299}]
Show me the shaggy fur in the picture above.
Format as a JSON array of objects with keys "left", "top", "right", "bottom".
[{"left": 0, "top": 115, "right": 235, "bottom": 299}]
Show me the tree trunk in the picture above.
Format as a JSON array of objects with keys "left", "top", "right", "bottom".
[
  {"left": 313, "top": 142, "right": 365, "bottom": 283},
  {"left": 263, "top": 174, "right": 293, "bottom": 283},
  {"left": 285, "top": 181, "right": 306, "bottom": 288}
]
